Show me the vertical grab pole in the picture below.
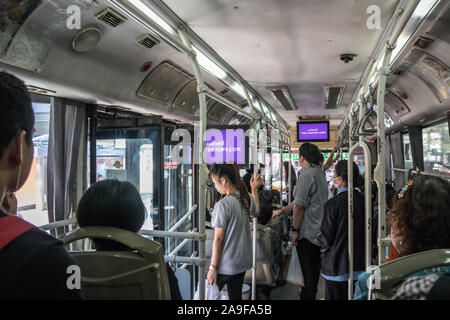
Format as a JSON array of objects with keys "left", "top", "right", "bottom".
[
  {"left": 279, "top": 133, "right": 283, "bottom": 199},
  {"left": 374, "top": 48, "right": 393, "bottom": 266},
  {"left": 347, "top": 112, "right": 356, "bottom": 300},
  {"left": 358, "top": 98, "right": 373, "bottom": 270},
  {"left": 178, "top": 27, "right": 207, "bottom": 300},
  {"left": 243, "top": 85, "right": 258, "bottom": 300},
  {"left": 288, "top": 146, "right": 292, "bottom": 204}
]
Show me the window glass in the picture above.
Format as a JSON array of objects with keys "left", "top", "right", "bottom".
[
  {"left": 271, "top": 151, "right": 281, "bottom": 191},
  {"left": 16, "top": 102, "right": 50, "bottom": 226},
  {"left": 422, "top": 122, "right": 450, "bottom": 173},
  {"left": 89, "top": 137, "right": 157, "bottom": 230},
  {"left": 403, "top": 133, "right": 413, "bottom": 170},
  {"left": 164, "top": 143, "right": 193, "bottom": 256}
]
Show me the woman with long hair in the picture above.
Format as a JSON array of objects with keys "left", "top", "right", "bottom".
[{"left": 207, "top": 164, "right": 261, "bottom": 300}]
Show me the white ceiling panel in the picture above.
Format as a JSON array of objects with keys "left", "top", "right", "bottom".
[{"left": 163, "top": 0, "right": 399, "bottom": 126}]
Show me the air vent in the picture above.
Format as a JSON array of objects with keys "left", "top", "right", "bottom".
[
  {"left": 414, "top": 36, "right": 434, "bottom": 49},
  {"left": 324, "top": 85, "right": 345, "bottom": 109},
  {"left": 137, "top": 34, "right": 160, "bottom": 49},
  {"left": 95, "top": 8, "right": 127, "bottom": 28},
  {"left": 267, "top": 86, "right": 297, "bottom": 111}
]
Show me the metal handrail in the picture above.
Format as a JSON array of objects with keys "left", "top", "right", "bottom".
[
  {"left": 178, "top": 26, "right": 208, "bottom": 300},
  {"left": 169, "top": 238, "right": 192, "bottom": 257},
  {"left": 139, "top": 229, "right": 206, "bottom": 241},
  {"left": 243, "top": 85, "right": 259, "bottom": 301},
  {"left": 39, "top": 217, "right": 77, "bottom": 231},
  {"left": 164, "top": 255, "right": 205, "bottom": 266},
  {"left": 393, "top": 168, "right": 450, "bottom": 180},
  {"left": 205, "top": 88, "right": 254, "bottom": 120},
  {"left": 168, "top": 205, "right": 198, "bottom": 232}
]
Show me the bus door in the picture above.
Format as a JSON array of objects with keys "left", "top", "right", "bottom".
[{"left": 88, "top": 126, "right": 164, "bottom": 238}]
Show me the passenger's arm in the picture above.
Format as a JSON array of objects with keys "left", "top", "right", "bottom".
[
  {"left": 272, "top": 201, "right": 294, "bottom": 218},
  {"left": 207, "top": 227, "right": 225, "bottom": 285},
  {"left": 323, "top": 146, "right": 337, "bottom": 171},
  {"left": 290, "top": 204, "right": 305, "bottom": 244}
]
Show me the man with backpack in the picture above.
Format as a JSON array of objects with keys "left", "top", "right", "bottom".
[{"left": 0, "top": 71, "right": 83, "bottom": 299}]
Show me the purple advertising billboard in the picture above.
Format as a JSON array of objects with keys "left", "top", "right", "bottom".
[
  {"left": 205, "top": 129, "right": 245, "bottom": 164},
  {"left": 297, "top": 121, "right": 330, "bottom": 142}
]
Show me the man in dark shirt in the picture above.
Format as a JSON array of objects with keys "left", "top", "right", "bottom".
[{"left": 0, "top": 71, "right": 82, "bottom": 299}]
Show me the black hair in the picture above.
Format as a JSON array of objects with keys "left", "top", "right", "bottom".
[
  {"left": 210, "top": 163, "right": 251, "bottom": 215},
  {"left": 76, "top": 180, "right": 146, "bottom": 250},
  {"left": 283, "top": 161, "right": 297, "bottom": 184},
  {"left": 299, "top": 142, "right": 320, "bottom": 165},
  {"left": 319, "top": 153, "right": 324, "bottom": 163},
  {"left": 0, "top": 72, "right": 34, "bottom": 158},
  {"left": 335, "top": 160, "right": 360, "bottom": 188}
]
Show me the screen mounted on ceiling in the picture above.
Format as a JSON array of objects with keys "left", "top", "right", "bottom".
[{"left": 297, "top": 121, "right": 330, "bottom": 142}]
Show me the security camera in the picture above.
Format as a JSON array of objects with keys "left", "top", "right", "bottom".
[{"left": 340, "top": 53, "right": 357, "bottom": 64}]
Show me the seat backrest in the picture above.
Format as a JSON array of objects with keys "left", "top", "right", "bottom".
[
  {"left": 62, "top": 227, "right": 171, "bottom": 300},
  {"left": 369, "top": 249, "right": 450, "bottom": 300}
]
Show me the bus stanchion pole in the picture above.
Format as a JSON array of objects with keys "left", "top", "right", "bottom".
[
  {"left": 374, "top": 47, "right": 393, "bottom": 266},
  {"left": 348, "top": 112, "right": 356, "bottom": 300},
  {"left": 178, "top": 27, "right": 208, "bottom": 300},
  {"left": 243, "top": 84, "right": 259, "bottom": 300}
]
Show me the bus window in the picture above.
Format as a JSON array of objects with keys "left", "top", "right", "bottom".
[
  {"left": 88, "top": 137, "right": 156, "bottom": 230},
  {"left": 422, "top": 122, "right": 450, "bottom": 174},
  {"left": 15, "top": 102, "right": 50, "bottom": 226},
  {"left": 403, "top": 133, "right": 413, "bottom": 170},
  {"left": 272, "top": 151, "right": 281, "bottom": 191}
]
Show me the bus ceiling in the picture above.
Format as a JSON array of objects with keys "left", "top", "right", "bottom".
[{"left": 0, "top": 0, "right": 448, "bottom": 144}]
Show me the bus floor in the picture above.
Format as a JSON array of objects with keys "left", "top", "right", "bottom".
[{"left": 270, "top": 275, "right": 325, "bottom": 300}]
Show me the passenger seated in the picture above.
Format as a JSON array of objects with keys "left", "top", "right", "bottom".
[
  {"left": 354, "top": 175, "right": 450, "bottom": 300},
  {"left": 392, "top": 272, "right": 450, "bottom": 300},
  {"left": 0, "top": 71, "right": 82, "bottom": 299},
  {"left": 76, "top": 179, "right": 182, "bottom": 300}
]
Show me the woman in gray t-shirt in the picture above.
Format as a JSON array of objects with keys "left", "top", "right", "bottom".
[{"left": 207, "top": 164, "right": 261, "bottom": 300}]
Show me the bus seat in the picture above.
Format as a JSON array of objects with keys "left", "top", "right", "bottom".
[
  {"left": 62, "top": 226, "right": 171, "bottom": 300},
  {"left": 369, "top": 249, "right": 450, "bottom": 300}
]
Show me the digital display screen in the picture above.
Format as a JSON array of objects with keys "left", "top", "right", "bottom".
[
  {"left": 205, "top": 129, "right": 245, "bottom": 164},
  {"left": 297, "top": 121, "right": 330, "bottom": 142}
]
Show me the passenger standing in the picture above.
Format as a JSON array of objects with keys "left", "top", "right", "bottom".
[
  {"left": 273, "top": 143, "right": 329, "bottom": 299},
  {"left": 291, "top": 143, "right": 329, "bottom": 300},
  {"left": 207, "top": 164, "right": 261, "bottom": 300},
  {"left": 0, "top": 71, "right": 82, "bottom": 299},
  {"left": 319, "top": 160, "right": 365, "bottom": 300}
]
